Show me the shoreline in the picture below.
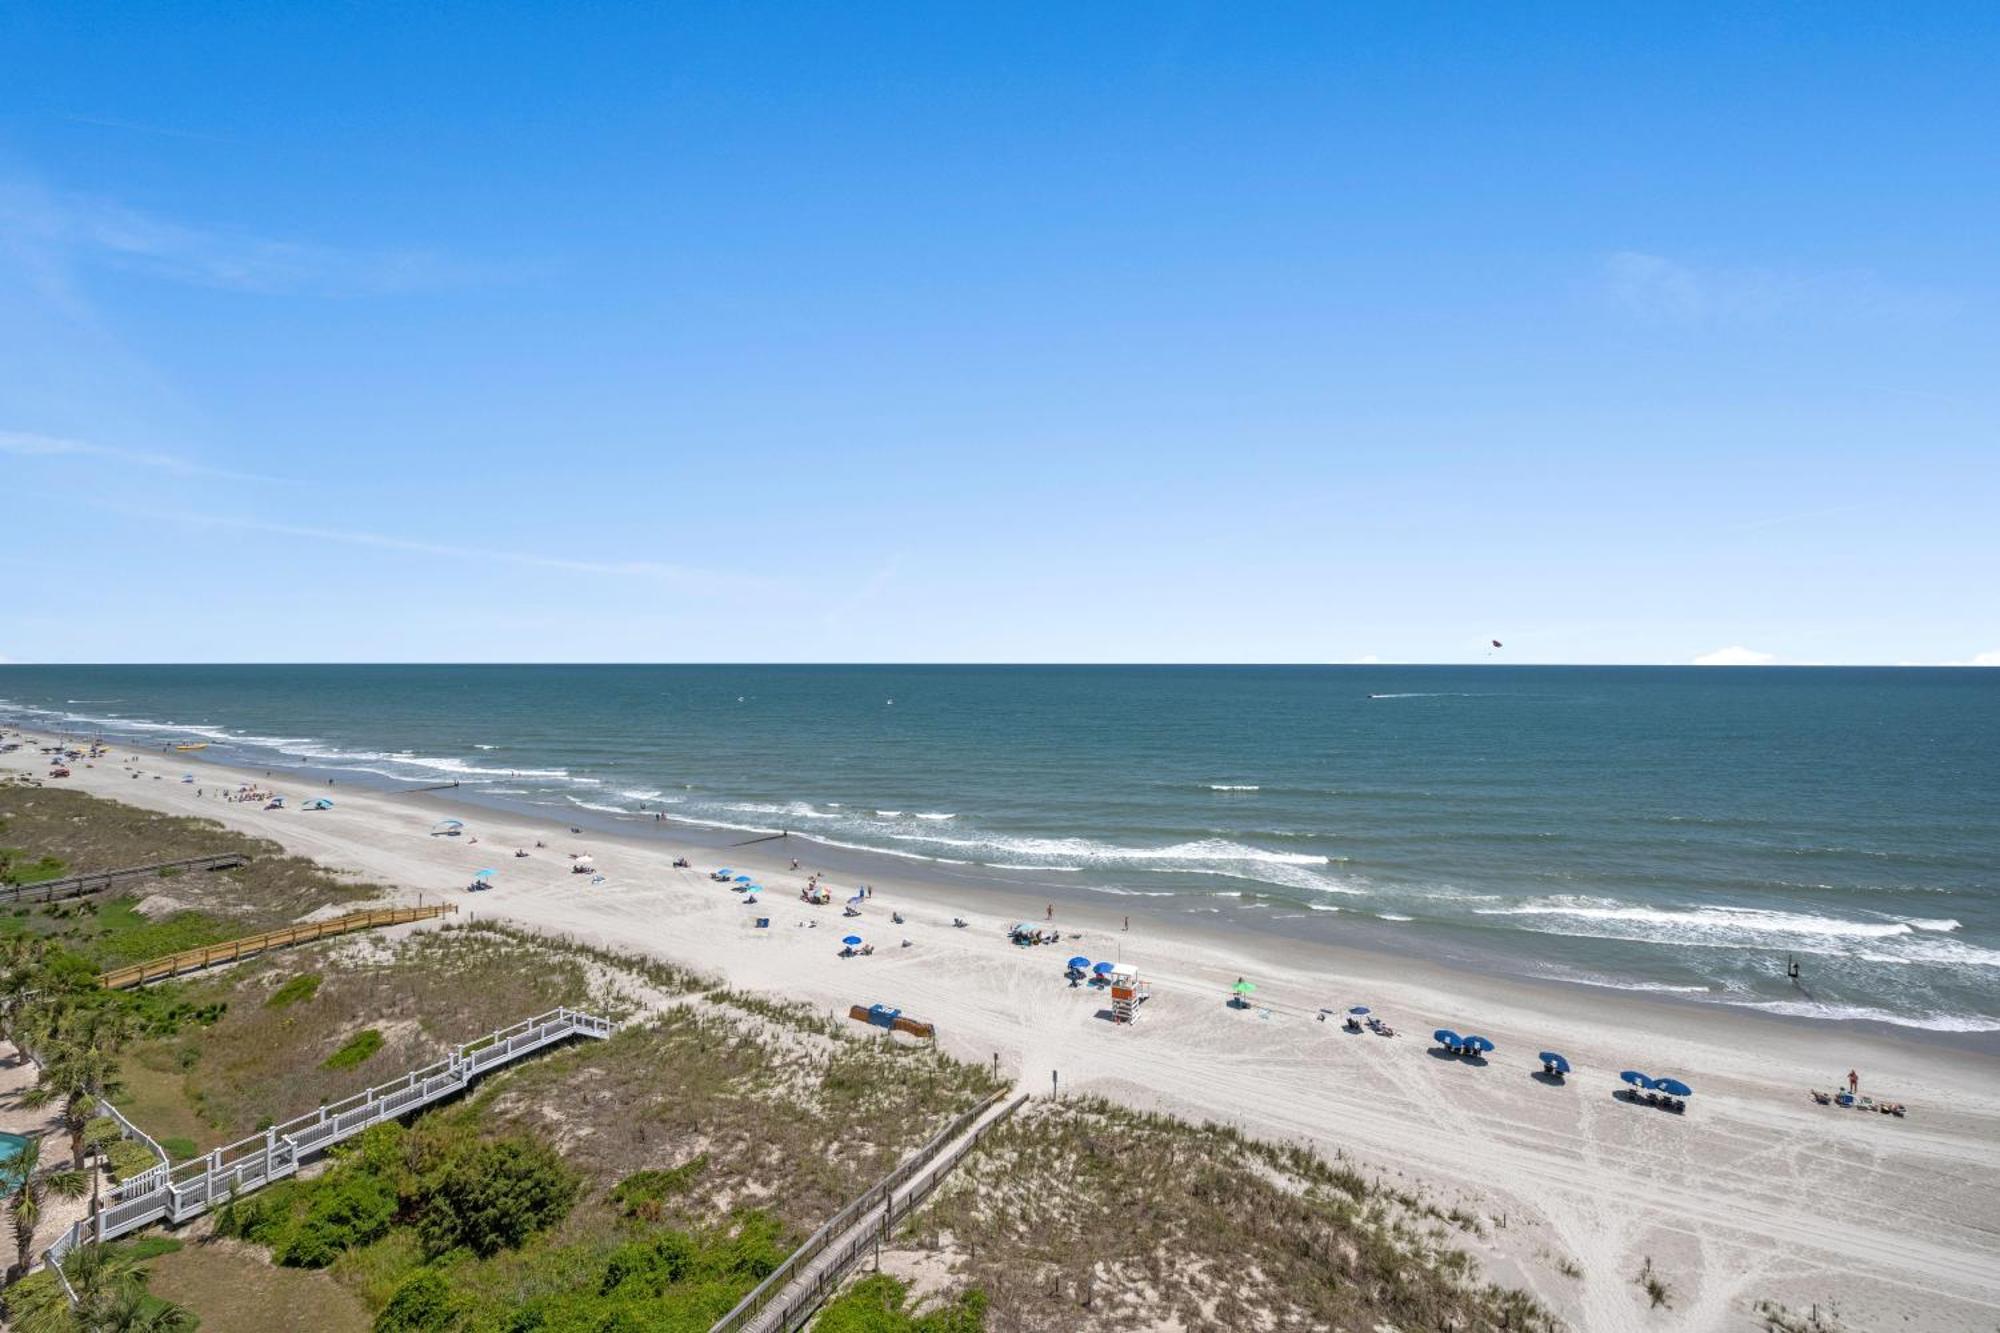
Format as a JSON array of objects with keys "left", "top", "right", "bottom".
[
  {"left": 51, "top": 723, "right": 2000, "bottom": 1054},
  {"left": 8, "top": 728, "right": 2000, "bottom": 1328}
]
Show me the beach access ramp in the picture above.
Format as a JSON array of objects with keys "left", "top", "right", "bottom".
[{"left": 713, "top": 1087, "right": 1027, "bottom": 1333}]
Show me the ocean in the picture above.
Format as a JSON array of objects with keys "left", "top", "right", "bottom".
[{"left": 4, "top": 665, "right": 1996, "bottom": 1036}]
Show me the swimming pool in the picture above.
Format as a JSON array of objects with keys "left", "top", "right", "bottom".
[{"left": 0, "top": 1131, "right": 29, "bottom": 1192}]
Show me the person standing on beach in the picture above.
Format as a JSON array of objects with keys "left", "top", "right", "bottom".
[
  {"left": 1848, "top": 1068, "right": 1859, "bottom": 1095},
  {"left": 1045, "top": 903, "right": 1053, "bottom": 921}
]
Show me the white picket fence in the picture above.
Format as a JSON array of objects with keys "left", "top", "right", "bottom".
[{"left": 42, "top": 1006, "right": 615, "bottom": 1299}]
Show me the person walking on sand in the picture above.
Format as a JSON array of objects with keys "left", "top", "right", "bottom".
[
  {"left": 1045, "top": 903, "right": 1054, "bottom": 922},
  {"left": 1123, "top": 915, "right": 1129, "bottom": 932},
  {"left": 1848, "top": 1068, "right": 1859, "bottom": 1095}
]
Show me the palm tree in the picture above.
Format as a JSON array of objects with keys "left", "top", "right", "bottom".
[
  {"left": 5, "top": 1240, "right": 197, "bottom": 1332},
  {"left": 0, "top": 937, "right": 50, "bottom": 1061},
  {"left": 23, "top": 1042, "right": 125, "bottom": 1173},
  {"left": 5, "top": 1133, "right": 87, "bottom": 1284}
]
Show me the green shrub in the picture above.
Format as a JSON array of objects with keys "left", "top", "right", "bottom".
[
  {"left": 83, "top": 1115, "right": 124, "bottom": 1151},
  {"left": 795, "top": 1273, "right": 988, "bottom": 1333},
  {"left": 324, "top": 1028, "right": 384, "bottom": 1070},
  {"left": 610, "top": 1154, "right": 708, "bottom": 1220},
  {"left": 415, "top": 1138, "right": 578, "bottom": 1258},
  {"left": 376, "top": 1269, "right": 466, "bottom": 1332},
  {"left": 159, "top": 1135, "right": 199, "bottom": 1161},
  {"left": 266, "top": 972, "right": 323, "bottom": 1009},
  {"left": 282, "top": 1172, "right": 400, "bottom": 1267},
  {"left": 106, "top": 1138, "right": 163, "bottom": 1181}
]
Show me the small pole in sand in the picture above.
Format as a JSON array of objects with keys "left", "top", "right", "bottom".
[{"left": 1051, "top": 1069, "right": 1059, "bottom": 1100}]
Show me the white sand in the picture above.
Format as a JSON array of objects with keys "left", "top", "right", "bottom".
[{"left": 7, "top": 735, "right": 1999, "bottom": 1329}]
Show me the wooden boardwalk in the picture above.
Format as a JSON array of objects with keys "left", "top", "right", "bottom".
[
  {"left": 714, "top": 1089, "right": 1027, "bottom": 1333},
  {"left": 0, "top": 853, "right": 249, "bottom": 906},
  {"left": 99, "top": 904, "right": 458, "bottom": 989}
]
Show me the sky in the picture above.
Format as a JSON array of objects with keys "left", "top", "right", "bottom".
[{"left": 1, "top": 4, "right": 1996, "bottom": 666}]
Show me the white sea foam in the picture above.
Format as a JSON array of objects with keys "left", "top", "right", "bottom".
[
  {"left": 1377, "top": 913, "right": 1414, "bottom": 922},
  {"left": 1731, "top": 999, "right": 2000, "bottom": 1033},
  {"left": 913, "top": 811, "right": 956, "bottom": 821},
  {"left": 1208, "top": 784, "right": 1260, "bottom": 791},
  {"left": 987, "top": 863, "right": 1084, "bottom": 873},
  {"left": 563, "top": 795, "right": 629, "bottom": 814},
  {"left": 1566, "top": 977, "right": 1713, "bottom": 995}
]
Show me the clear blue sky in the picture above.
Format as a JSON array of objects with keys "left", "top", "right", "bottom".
[{"left": 2, "top": 5, "right": 1995, "bottom": 665}]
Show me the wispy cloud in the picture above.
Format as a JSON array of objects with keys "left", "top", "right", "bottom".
[
  {"left": 1600, "top": 251, "right": 1949, "bottom": 327},
  {"left": 1692, "top": 645, "right": 1777, "bottom": 666},
  {"left": 61, "top": 113, "right": 235, "bottom": 145},
  {"left": 144, "top": 508, "right": 769, "bottom": 594},
  {"left": 0, "top": 429, "right": 286, "bottom": 484},
  {"left": 0, "top": 179, "right": 472, "bottom": 296}
]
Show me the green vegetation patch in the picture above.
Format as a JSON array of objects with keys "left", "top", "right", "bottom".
[
  {"left": 324, "top": 1028, "right": 385, "bottom": 1070},
  {"left": 818, "top": 1274, "right": 987, "bottom": 1333},
  {"left": 267, "top": 971, "right": 324, "bottom": 1008},
  {"left": 609, "top": 1154, "right": 708, "bottom": 1221},
  {"left": 216, "top": 1120, "right": 579, "bottom": 1269},
  {"left": 0, "top": 847, "right": 68, "bottom": 884}
]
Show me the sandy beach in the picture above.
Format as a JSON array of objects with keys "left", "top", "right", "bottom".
[{"left": 8, "top": 732, "right": 1999, "bottom": 1330}]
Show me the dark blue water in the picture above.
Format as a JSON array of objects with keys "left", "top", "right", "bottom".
[{"left": 5, "top": 665, "right": 1996, "bottom": 1033}]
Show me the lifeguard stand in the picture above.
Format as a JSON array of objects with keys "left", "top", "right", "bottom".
[{"left": 1107, "top": 963, "right": 1148, "bottom": 1024}]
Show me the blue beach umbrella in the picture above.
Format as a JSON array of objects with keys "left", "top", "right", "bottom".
[
  {"left": 716, "top": 868, "right": 733, "bottom": 875},
  {"left": 1620, "top": 1070, "right": 1653, "bottom": 1089},
  {"left": 473, "top": 869, "right": 496, "bottom": 878},
  {"left": 734, "top": 874, "right": 753, "bottom": 883},
  {"left": 1538, "top": 1052, "right": 1571, "bottom": 1074},
  {"left": 1464, "top": 1035, "right": 1495, "bottom": 1053},
  {"left": 1067, "top": 956, "right": 1091, "bottom": 970},
  {"left": 1652, "top": 1078, "right": 1692, "bottom": 1098},
  {"left": 1433, "top": 1029, "right": 1462, "bottom": 1046},
  {"left": 1348, "top": 1006, "right": 1370, "bottom": 1015},
  {"left": 1093, "top": 962, "right": 1115, "bottom": 975},
  {"left": 842, "top": 935, "right": 863, "bottom": 947}
]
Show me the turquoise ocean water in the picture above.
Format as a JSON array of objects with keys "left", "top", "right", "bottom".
[{"left": 4, "top": 665, "right": 1996, "bottom": 1038}]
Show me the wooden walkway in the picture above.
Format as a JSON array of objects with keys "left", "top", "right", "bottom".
[
  {"left": 1, "top": 853, "right": 249, "bottom": 906},
  {"left": 713, "top": 1089, "right": 1027, "bottom": 1333},
  {"left": 99, "top": 904, "right": 457, "bottom": 989},
  {"left": 44, "top": 1006, "right": 616, "bottom": 1299}
]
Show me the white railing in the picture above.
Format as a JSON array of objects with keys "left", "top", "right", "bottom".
[{"left": 41, "top": 1006, "right": 615, "bottom": 1293}]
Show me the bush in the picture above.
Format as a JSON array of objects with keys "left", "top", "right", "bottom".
[
  {"left": 283, "top": 1170, "right": 400, "bottom": 1267},
  {"left": 415, "top": 1138, "right": 578, "bottom": 1259},
  {"left": 159, "top": 1136, "right": 199, "bottom": 1162},
  {"left": 376, "top": 1269, "right": 466, "bottom": 1332},
  {"left": 266, "top": 972, "right": 323, "bottom": 1009},
  {"left": 816, "top": 1274, "right": 987, "bottom": 1333},
  {"left": 610, "top": 1155, "right": 708, "bottom": 1221},
  {"left": 324, "top": 1028, "right": 384, "bottom": 1070},
  {"left": 106, "top": 1138, "right": 164, "bottom": 1181}
]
